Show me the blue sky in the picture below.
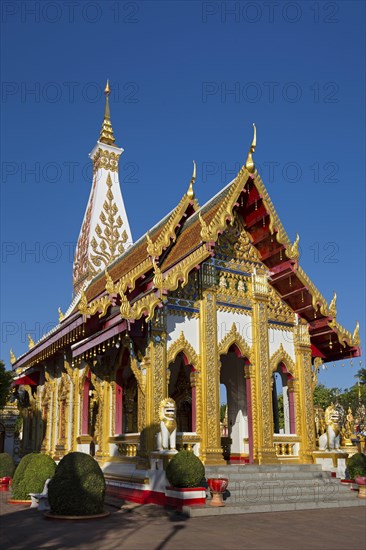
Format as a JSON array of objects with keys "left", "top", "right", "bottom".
[{"left": 1, "top": 1, "right": 365, "bottom": 390}]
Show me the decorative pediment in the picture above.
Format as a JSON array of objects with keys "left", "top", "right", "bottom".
[
  {"left": 269, "top": 344, "right": 296, "bottom": 377},
  {"left": 218, "top": 323, "right": 252, "bottom": 362},
  {"left": 167, "top": 331, "right": 199, "bottom": 367}
]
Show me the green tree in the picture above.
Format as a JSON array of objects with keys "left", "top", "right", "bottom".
[
  {"left": 355, "top": 368, "right": 366, "bottom": 385},
  {"left": 220, "top": 403, "right": 227, "bottom": 423},
  {"left": 0, "top": 360, "right": 13, "bottom": 409},
  {"left": 277, "top": 394, "right": 285, "bottom": 431},
  {"left": 313, "top": 384, "right": 340, "bottom": 410}
]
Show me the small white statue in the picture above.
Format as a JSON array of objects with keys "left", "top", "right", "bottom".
[
  {"left": 157, "top": 397, "right": 177, "bottom": 452},
  {"left": 318, "top": 403, "right": 341, "bottom": 451},
  {"left": 219, "top": 275, "right": 227, "bottom": 288}
]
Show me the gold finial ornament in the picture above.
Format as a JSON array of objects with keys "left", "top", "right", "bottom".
[
  {"left": 353, "top": 320, "right": 360, "bottom": 346},
  {"left": 329, "top": 291, "right": 337, "bottom": 318},
  {"left": 99, "top": 79, "right": 116, "bottom": 145},
  {"left": 245, "top": 123, "right": 257, "bottom": 173},
  {"left": 58, "top": 307, "right": 64, "bottom": 322},
  {"left": 10, "top": 349, "right": 16, "bottom": 365},
  {"left": 105, "top": 269, "right": 115, "bottom": 296},
  {"left": 28, "top": 335, "right": 35, "bottom": 349},
  {"left": 187, "top": 160, "right": 196, "bottom": 200},
  {"left": 286, "top": 233, "right": 300, "bottom": 261}
]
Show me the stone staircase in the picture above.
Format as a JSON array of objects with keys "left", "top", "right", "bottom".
[{"left": 183, "top": 464, "right": 366, "bottom": 517}]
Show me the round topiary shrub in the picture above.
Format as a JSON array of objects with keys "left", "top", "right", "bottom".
[
  {"left": 0, "top": 452, "right": 15, "bottom": 478},
  {"left": 347, "top": 452, "right": 366, "bottom": 480},
  {"left": 48, "top": 452, "right": 106, "bottom": 516},
  {"left": 166, "top": 450, "right": 205, "bottom": 488},
  {"left": 12, "top": 452, "right": 56, "bottom": 500}
]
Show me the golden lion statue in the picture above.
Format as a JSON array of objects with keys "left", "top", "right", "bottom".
[{"left": 157, "top": 397, "right": 177, "bottom": 451}]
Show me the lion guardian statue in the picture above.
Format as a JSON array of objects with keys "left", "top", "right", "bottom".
[
  {"left": 157, "top": 398, "right": 177, "bottom": 452},
  {"left": 318, "top": 403, "right": 341, "bottom": 451}
]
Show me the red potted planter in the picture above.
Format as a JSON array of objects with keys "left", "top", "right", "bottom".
[
  {"left": 0, "top": 477, "right": 12, "bottom": 491},
  {"left": 354, "top": 476, "right": 366, "bottom": 499},
  {"left": 207, "top": 477, "right": 229, "bottom": 507}
]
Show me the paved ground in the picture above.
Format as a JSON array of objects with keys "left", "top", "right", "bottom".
[{"left": 1, "top": 491, "right": 365, "bottom": 550}]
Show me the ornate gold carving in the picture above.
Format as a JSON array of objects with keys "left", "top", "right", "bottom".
[
  {"left": 200, "top": 290, "right": 222, "bottom": 461},
  {"left": 269, "top": 343, "right": 296, "bottom": 377},
  {"left": 217, "top": 323, "right": 252, "bottom": 364},
  {"left": 10, "top": 349, "right": 16, "bottom": 365},
  {"left": 311, "top": 357, "right": 323, "bottom": 389},
  {"left": 90, "top": 172, "right": 129, "bottom": 270},
  {"left": 245, "top": 123, "right": 256, "bottom": 173},
  {"left": 267, "top": 286, "right": 295, "bottom": 324},
  {"left": 353, "top": 321, "right": 360, "bottom": 346},
  {"left": 199, "top": 166, "right": 250, "bottom": 243},
  {"left": 28, "top": 335, "right": 35, "bottom": 349},
  {"left": 215, "top": 213, "right": 260, "bottom": 265},
  {"left": 58, "top": 307, "right": 64, "bottom": 322},
  {"left": 285, "top": 233, "right": 300, "bottom": 261},
  {"left": 73, "top": 173, "right": 97, "bottom": 293},
  {"left": 187, "top": 160, "right": 196, "bottom": 201},
  {"left": 167, "top": 331, "right": 199, "bottom": 367},
  {"left": 146, "top": 196, "right": 199, "bottom": 259},
  {"left": 93, "top": 148, "right": 120, "bottom": 173},
  {"left": 329, "top": 291, "right": 337, "bottom": 317},
  {"left": 78, "top": 290, "right": 112, "bottom": 319}
]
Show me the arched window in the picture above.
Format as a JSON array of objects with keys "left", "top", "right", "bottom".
[
  {"left": 168, "top": 352, "right": 195, "bottom": 432},
  {"left": 272, "top": 362, "right": 295, "bottom": 434},
  {"left": 115, "top": 349, "right": 138, "bottom": 435}
]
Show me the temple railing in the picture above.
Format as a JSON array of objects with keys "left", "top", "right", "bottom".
[
  {"left": 176, "top": 433, "right": 201, "bottom": 453},
  {"left": 273, "top": 434, "right": 300, "bottom": 458},
  {"left": 110, "top": 433, "right": 140, "bottom": 457}
]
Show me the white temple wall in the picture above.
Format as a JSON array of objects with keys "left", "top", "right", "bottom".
[
  {"left": 268, "top": 327, "right": 295, "bottom": 361},
  {"left": 166, "top": 313, "right": 199, "bottom": 354},
  {"left": 217, "top": 310, "right": 252, "bottom": 347}
]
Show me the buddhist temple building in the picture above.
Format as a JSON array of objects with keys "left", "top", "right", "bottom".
[{"left": 11, "top": 83, "right": 361, "bottom": 481}]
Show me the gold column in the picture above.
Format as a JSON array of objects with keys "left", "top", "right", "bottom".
[
  {"left": 199, "top": 289, "right": 225, "bottom": 464},
  {"left": 295, "top": 321, "right": 316, "bottom": 463},
  {"left": 100, "top": 380, "right": 111, "bottom": 461},
  {"left": 63, "top": 360, "right": 77, "bottom": 452},
  {"left": 244, "top": 364, "right": 257, "bottom": 461},
  {"left": 145, "top": 309, "right": 167, "bottom": 454},
  {"left": 44, "top": 372, "right": 57, "bottom": 457},
  {"left": 251, "top": 271, "right": 278, "bottom": 464}
]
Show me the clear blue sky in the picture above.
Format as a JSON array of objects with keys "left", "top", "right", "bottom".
[{"left": 1, "top": 1, "right": 365, "bottom": 390}]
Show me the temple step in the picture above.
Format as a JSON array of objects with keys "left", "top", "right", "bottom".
[{"left": 183, "top": 465, "right": 365, "bottom": 516}]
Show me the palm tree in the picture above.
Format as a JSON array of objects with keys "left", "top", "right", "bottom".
[{"left": 355, "top": 368, "right": 366, "bottom": 386}]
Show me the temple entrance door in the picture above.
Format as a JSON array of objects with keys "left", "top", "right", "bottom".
[
  {"left": 220, "top": 345, "right": 250, "bottom": 464},
  {"left": 168, "top": 352, "right": 195, "bottom": 436}
]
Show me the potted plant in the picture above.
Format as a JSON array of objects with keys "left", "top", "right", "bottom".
[
  {"left": 165, "top": 450, "right": 206, "bottom": 508},
  {"left": 347, "top": 453, "right": 366, "bottom": 498},
  {"left": 9, "top": 452, "right": 56, "bottom": 504},
  {"left": 0, "top": 452, "right": 15, "bottom": 491},
  {"left": 47, "top": 452, "right": 108, "bottom": 518}
]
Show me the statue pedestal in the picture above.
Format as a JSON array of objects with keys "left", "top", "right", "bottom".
[
  {"left": 313, "top": 451, "right": 348, "bottom": 478},
  {"left": 150, "top": 450, "right": 177, "bottom": 471}
]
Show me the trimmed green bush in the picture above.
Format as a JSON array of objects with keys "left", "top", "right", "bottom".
[
  {"left": 12, "top": 453, "right": 56, "bottom": 500},
  {"left": 0, "top": 452, "right": 15, "bottom": 478},
  {"left": 348, "top": 453, "right": 366, "bottom": 480},
  {"left": 166, "top": 450, "right": 205, "bottom": 488},
  {"left": 48, "top": 452, "right": 106, "bottom": 516}
]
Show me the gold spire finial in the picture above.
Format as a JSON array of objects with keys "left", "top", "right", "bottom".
[
  {"left": 10, "top": 349, "right": 16, "bottom": 365},
  {"left": 187, "top": 160, "right": 196, "bottom": 200},
  {"left": 28, "top": 335, "right": 35, "bottom": 349},
  {"left": 245, "top": 123, "right": 256, "bottom": 173},
  {"left": 329, "top": 291, "right": 337, "bottom": 317},
  {"left": 99, "top": 79, "right": 116, "bottom": 145}
]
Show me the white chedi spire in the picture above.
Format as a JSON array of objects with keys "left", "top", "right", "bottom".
[{"left": 73, "top": 81, "right": 133, "bottom": 294}]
